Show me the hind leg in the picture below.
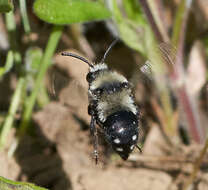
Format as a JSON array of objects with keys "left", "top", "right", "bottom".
[{"left": 89, "top": 115, "right": 99, "bottom": 164}]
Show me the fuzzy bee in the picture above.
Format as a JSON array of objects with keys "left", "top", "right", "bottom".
[{"left": 62, "top": 39, "right": 141, "bottom": 163}]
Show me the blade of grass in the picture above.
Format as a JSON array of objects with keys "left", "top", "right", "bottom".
[
  {"left": 4, "top": 50, "right": 14, "bottom": 73},
  {"left": 0, "top": 77, "right": 25, "bottom": 148},
  {"left": 18, "top": 25, "right": 63, "bottom": 137},
  {"left": 19, "top": 0, "right": 31, "bottom": 34},
  {"left": 37, "top": 83, "right": 50, "bottom": 107},
  {"left": 0, "top": 50, "right": 14, "bottom": 77},
  {"left": 5, "top": 10, "right": 22, "bottom": 65}
]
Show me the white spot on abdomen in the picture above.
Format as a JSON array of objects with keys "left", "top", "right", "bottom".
[
  {"left": 116, "top": 147, "right": 123, "bottom": 152},
  {"left": 118, "top": 128, "right": 124, "bottom": 133},
  {"left": 130, "top": 145, "right": 135, "bottom": 150},
  {"left": 132, "top": 135, "right": 137, "bottom": 141},
  {"left": 114, "top": 138, "right": 120, "bottom": 144}
]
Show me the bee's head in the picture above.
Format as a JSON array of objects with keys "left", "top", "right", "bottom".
[{"left": 103, "top": 110, "right": 139, "bottom": 160}]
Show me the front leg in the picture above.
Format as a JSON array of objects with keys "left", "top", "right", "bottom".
[{"left": 90, "top": 115, "right": 99, "bottom": 164}]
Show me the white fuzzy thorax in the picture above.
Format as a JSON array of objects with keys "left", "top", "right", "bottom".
[
  {"left": 90, "top": 71, "right": 128, "bottom": 91},
  {"left": 90, "top": 63, "right": 108, "bottom": 73},
  {"left": 97, "top": 90, "right": 138, "bottom": 122}
]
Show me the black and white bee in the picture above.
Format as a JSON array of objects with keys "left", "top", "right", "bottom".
[{"left": 62, "top": 39, "right": 141, "bottom": 163}]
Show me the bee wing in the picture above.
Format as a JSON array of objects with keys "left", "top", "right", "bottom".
[
  {"left": 131, "top": 58, "right": 154, "bottom": 88},
  {"left": 135, "top": 42, "right": 177, "bottom": 81},
  {"left": 49, "top": 65, "right": 70, "bottom": 100},
  {"left": 130, "top": 43, "right": 178, "bottom": 103},
  {"left": 49, "top": 64, "right": 88, "bottom": 103},
  {"left": 139, "top": 60, "right": 153, "bottom": 80},
  {"left": 48, "top": 64, "right": 90, "bottom": 123},
  {"left": 158, "top": 42, "right": 177, "bottom": 66}
]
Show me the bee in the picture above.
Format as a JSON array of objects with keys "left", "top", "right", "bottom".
[{"left": 62, "top": 39, "right": 141, "bottom": 163}]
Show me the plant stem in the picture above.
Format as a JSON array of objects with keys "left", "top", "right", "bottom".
[
  {"left": 18, "top": 25, "right": 63, "bottom": 137},
  {"left": 0, "top": 50, "right": 14, "bottom": 77},
  {"left": 70, "top": 24, "right": 95, "bottom": 60},
  {"left": 138, "top": 0, "right": 164, "bottom": 42},
  {"left": 138, "top": 0, "right": 175, "bottom": 138},
  {"left": 4, "top": 50, "right": 14, "bottom": 73},
  {"left": 0, "top": 77, "right": 25, "bottom": 148},
  {"left": 37, "top": 83, "right": 50, "bottom": 107},
  {"left": 171, "top": 0, "right": 203, "bottom": 143},
  {"left": 19, "top": 0, "right": 31, "bottom": 34},
  {"left": 5, "top": 10, "right": 22, "bottom": 65},
  {"left": 172, "top": 0, "right": 186, "bottom": 47},
  {"left": 183, "top": 138, "right": 208, "bottom": 190},
  {"left": 177, "top": 88, "right": 202, "bottom": 143},
  {"left": 147, "top": 0, "right": 169, "bottom": 42},
  {"left": 5, "top": 10, "right": 15, "bottom": 31}
]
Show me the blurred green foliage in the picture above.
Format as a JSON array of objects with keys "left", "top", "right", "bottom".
[
  {"left": 0, "top": 176, "right": 48, "bottom": 190},
  {"left": 0, "top": 0, "right": 13, "bottom": 13},
  {"left": 33, "top": 0, "right": 111, "bottom": 24},
  {"left": 0, "top": 51, "right": 13, "bottom": 77},
  {"left": 112, "top": 0, "right": 151, "bottom": 56}
]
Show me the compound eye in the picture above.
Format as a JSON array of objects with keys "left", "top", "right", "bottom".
[{"left": 86, "top": 72, "right": 95, "bottom": 83}]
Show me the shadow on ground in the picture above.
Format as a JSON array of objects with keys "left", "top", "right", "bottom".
[{"left": 15, "top": 121, "right": 72, "bottom": 190}]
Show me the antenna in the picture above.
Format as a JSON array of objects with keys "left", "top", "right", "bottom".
[
  {"left": 61, "top": 52, "right": 94, "bottom": 67},
  {"left": 101, "top": 38, "right": 119, "bottom": 64}
]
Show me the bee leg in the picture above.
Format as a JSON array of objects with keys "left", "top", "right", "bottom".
[
  {"left": 90, "top": 116, "right": 99, "bottom": 164},
  {"left": 136, "top": 144, "right": 142, "bottom": 153}
]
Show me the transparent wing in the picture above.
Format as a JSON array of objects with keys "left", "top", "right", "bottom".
[
  {"left": 138, "top": 42, "right": 177, "bottom": 79},
  {"left": 140, "top": 60, "right": 153, "bottom": 80},
  {"left": 49, "top": 65, "right": 88, "bottom": 105},
  {"left": 48, "top": 63, "right": 90, "bottom": 123},
  {"left": 130, "top": 42, "right": 178, "bottom": 93},
  {"left": 158, "top": 42, "right": 177, "bottom": 66},
  {"left": 49, "top": 65, "right": 70, "bottom": 100}
]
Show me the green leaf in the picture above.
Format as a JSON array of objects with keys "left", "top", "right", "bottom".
[
  {"left": 123, "top": 0, "right": 145, "bottom": 23},
  {"left": 0, "top": 176, "right": 48, "bottom": 190},
  {"left": 112, "top": 0, "right": 147, "bottom": 56},
  {"left": 0, "top": 0, "right": 13, "bottom": 13},
  {"left": 33, "top": 0, "right": 111, "bottom": 24}
]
